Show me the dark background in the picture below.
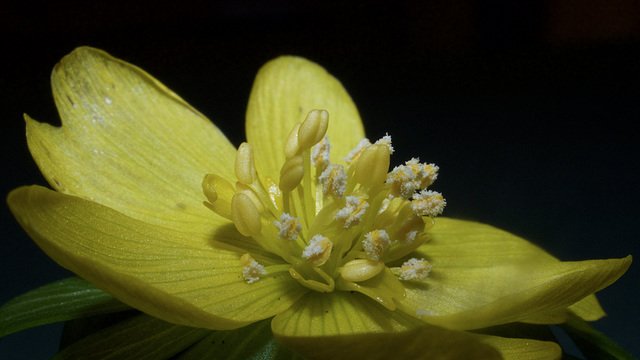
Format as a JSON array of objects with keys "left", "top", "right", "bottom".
[{"left": 1, "top": 1, "right": 638, "bottom": 358}]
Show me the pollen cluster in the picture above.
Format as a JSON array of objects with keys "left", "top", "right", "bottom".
[{"left": 202, "top": 109, "right": 445, "bottom": 310}]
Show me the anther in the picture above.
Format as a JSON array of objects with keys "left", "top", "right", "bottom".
[
  {"left": 343, "top": 138, "right": 371, "bottom": 165},
  {"left": 298, "top": 109, "right": 329, "bottom": 150},
  {"left": 302, "top": 235, "right": 333, "bottom": 266},
  {"left": 241, "top": 253, "right": 266, "bottom": 284},
  {"left": 340, "top": 259, "right": 385, "bottom": 282},
  {"left": 311, "top": 135, "right": 331, "bottom": 173},
  {"left": 405, "top": 158, "right": 438, "bottom": 189},
  {"left": 386, "top": 164, "right": 416, "bottom": 199},
  {"left": 236, "top": 182, "right": 265, "bottom": 213},
  {"left": 231, "top": 193, "right": 262, "bottom": 236},
  {"left": 235, "top": 142, "right": 257, "bottom": 185},
  {"left": 411, "top": 190, "right": 446, "bottom": 217},
  {"left": 362, "top": 229, "right": 391, "bottom": 260},
  {"left": 284, "top": 123, "right": 302, "bottom": 159},
  {"left": 397, "top": 258, "right": 431, "bottom": 280},
  {"left": 335, "top": 196, "right": 369, "bottom": 228},
  {"left": 318, "top": 163, "right": 347, "bottom": 198},
  {"left": 274, "top": 213, "right": 302, "bottom": 241},
  {"left": 353, "top": 144, "right": 390, "bottom": 187},
  {"left": 279, "top": 155, "right": 304, "bottom": 192},
  {"left": 202, "top": 174, "right": 236, "bottom": 220},
  {"left": 374, "top": 133, "right": 394, "bottom": 154}
]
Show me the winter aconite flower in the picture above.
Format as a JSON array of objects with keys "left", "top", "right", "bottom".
[{"left": 6, "top": 48, "right": 631, "bottom": 359}]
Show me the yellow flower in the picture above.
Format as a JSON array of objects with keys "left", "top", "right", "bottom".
[{"left": 7, "top": 47, "right": 631, "bottom": 359}]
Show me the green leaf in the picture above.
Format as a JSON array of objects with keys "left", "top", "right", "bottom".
[
  {"left": 0, "top": 277, "right": 130, "bottom": 337},
  {"left": 560, "top": 314, "right": 635, "bottom": 360},
  {"left": 53, "top": 314, "right": 210, "bottom": 360},
  {"left": 178, "top": 319, "right": 303, "bottom": 360}
]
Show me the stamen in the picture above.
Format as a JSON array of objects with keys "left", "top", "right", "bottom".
[
  {"left": 279, "top": 156, "right": 304, "bottom": 192},
  {"left": 311, "top": 135, "right": 331, "bottom": 173},
  {"left": 202, "top": 174, "right": 236, "bottom": 219},
  {"left": 235, "top": 143, "right": 257, "bottom": 185},
  {"left": 298, "top": 109, "right": 329, "bottom": 150},
  {"left": 335, "top": 196, "right": 369, "bottom": 228},
  {"left": 396, "top": 258, "right": 431, "bottom": 280},
  {"left": 411, "top": 190, "right": 446, "bottom": 217},
  {"left": 393, "top": 214, "right": 425, "bottom": 245},
  {"left": 362, "top": 229, "right": 391, "bottom": 260},
  {"left": 284, "top": 123, "right": 302, "bottom": 159},
  {"left": 386, "top": 164, "right": 416, "bottom": 199},
  {"left": 405, "top": 158, "right": 438, "bottom": 189},
  {"left": 374, "top": 133, "right": 394, "bottom": 154},
  {"left": 231, "top": 193, "right": 262, "bottom": 236},
  {"left": 353, "top": 144, "right": 391, "bottom": 187},
  {"left": 274, "top": 213, "right": 302, "bottom": 241},
  {"left": 235, "top": 182, "right": 265, "bottom": 213},
  {"left": 318, "top": 163, "right": 347, "bottom": 198},
  {"left": 340, "top": 259, "right": 385, "bottom": 282},
  {"left": 302, "top": 235, "right": 333, "bottom": 266},
  {"left": 343, "top": 138, "right": 371, "bottom": 165},
  {"left": 241, "top": 253, "right": 266, "bottom": 284}
]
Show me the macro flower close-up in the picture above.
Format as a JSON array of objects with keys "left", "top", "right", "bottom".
[{"left": 1, "top": 47, "right": 632, "bottom": 359}]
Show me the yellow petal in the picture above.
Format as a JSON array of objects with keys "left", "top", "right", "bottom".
[
  {"left": 397, "top": 218, "right": 631, "bottom": 330},
  {"left": 27, "top": 47, "right": 236, "bottom": 236},
  {"left": 271, "top": 292, "right": 502, "bottom": 360},
  {"left": 477, "top": 334, "right": 561, "bottom": 360},
  {"left": 8, "top": 186, "right": 306, "bottom": 329},
  {"left": 245, "top": 56, "right": 364, "bottom": 180}
]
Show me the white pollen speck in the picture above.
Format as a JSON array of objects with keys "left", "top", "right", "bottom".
[{"left": 104, "top": 97, "right": 112, "bottom": 104}]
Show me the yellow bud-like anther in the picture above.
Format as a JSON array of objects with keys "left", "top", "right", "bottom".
[
  {"left": 235, "top": 142, "right": 257, "bottom": 185},
  {"left": 202, "top": 174, "right": 236, "bottom": 220},
  {"left": 302, "top": 235, "right": 333, "bottom": 266},
  {"left": 236, "top": 182, "right": 265, "bottom": 213},
  {"left": 298, "top": 109, "right": 329, "bottom": 150},
  {"left": 284, "top": 123, "right": 302, "bottom": 159},
  {"left": 279, "top": 155, "right": 304, "bottom": 192},
  {"left": 231, "top": 193, "right": 262, "bottom": 236},
  {"left": 354, "top": 144, "right": 390, "bottom": 186},
  {"left": 340, "top": 259, "right": 385, "bottom": 282}
]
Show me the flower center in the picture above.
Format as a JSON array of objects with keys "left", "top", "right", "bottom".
[{"left": 202, "top": 109, "right": 445, "bottom": 310}]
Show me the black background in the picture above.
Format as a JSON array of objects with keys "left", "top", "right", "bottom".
[{"left": 1, "top": 1, "right": 638, "bottom": 358}]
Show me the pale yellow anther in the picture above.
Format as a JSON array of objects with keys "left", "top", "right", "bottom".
[
  {"left": 397, "top": 258, "right": 431, "bottom": 280},
  {"left": 411, "top": 190, "right": 446, "bottom": 217},
  {"left": 362, "top": 229, "right": 391, "bottom": 260},
  {"left": 340, "top": 259, "right": 385, "bottom": 282},
  {"left": 311, "top": 135, "right": 331, "bottom": 173},
  {"left": 406, "top": 158, "right": 439, "bottom": 189},
  {"left": 343, "top": 138, "right": 371, "bottom": 165},
  {"left": 284, "top": 123, "right": 302, "bottom": 159},
  {"left": 393, "top": 214, "right": 426, "bottom": 244},
  {"left": 374, "top": 133, "right": 394, "bottom": 154},
  {"left": 236, "top": 182, "right": 265, "bottom": 213},
  {"left": 386, "top": 164, "right": 416, "bottom": 199},
  {"left": 231, "top": 193, "right": 262, "bottom": 236},
  {"left": 240, "top": 253, "right": 266, "bottom": 284},
  {"left": 302, "top": 235, "right": 333, "bottom": 266},
  {"left": 235, "top": 142, "right": 257, "bottom": 185},
  {"left": 202, "top": 174, "right": 236, "bottom": 219},
  {"left": 318, "top": 163, "right": 347, "bottom": 198},
  {"left": 279, "top": 155, "right": 304, "bottom": 192},
  {"left": 298, "top": 109, "right": 329, "bottom": 150},
  {"left": 274, "top": 213, "right": 302, "bottom": 241},
  {"left": 335, "top": 196, "right": 369, "bottom": 228},
  {"left": 353, "top": 144, "right": 391, "bottom": 187}
]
